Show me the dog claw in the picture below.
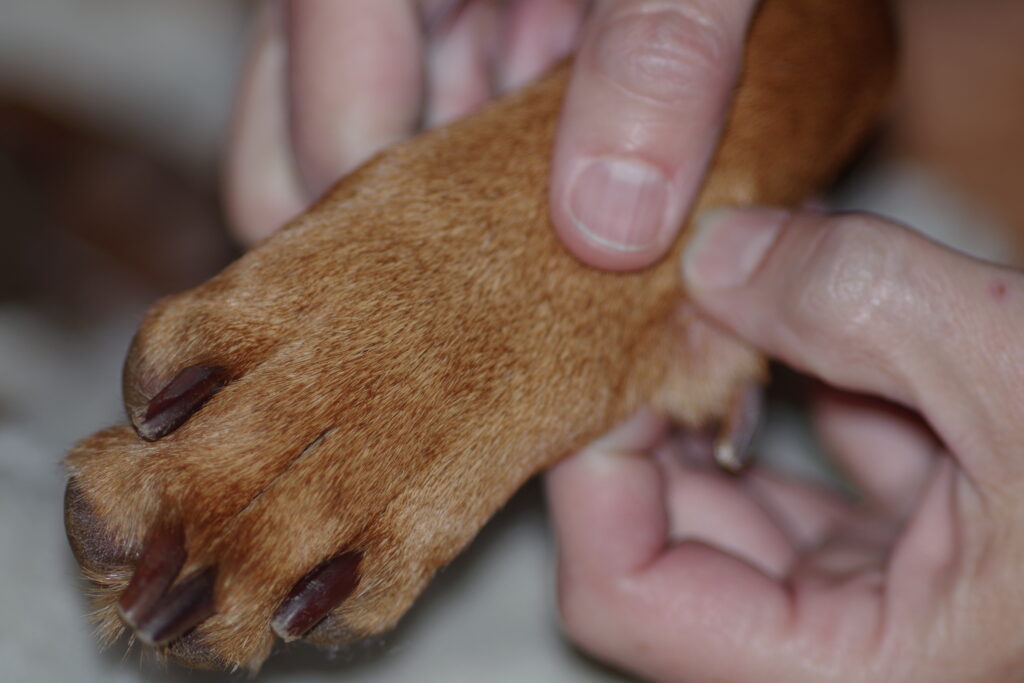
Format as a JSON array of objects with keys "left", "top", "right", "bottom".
[
  {"left": 134, "top": 567, "right": 217, "bottom": 647},
  {"left": 271, "top": 552, "right": 362, "bottom": 642},
  {"left": 714, "top": 382, "right": 763, "bottom": 472},
  {"left": 118, "top": 522, "right": 186, "bottom": 628},
  {"left": 136, "top": 365, "right": 228, "bottom": 441}
]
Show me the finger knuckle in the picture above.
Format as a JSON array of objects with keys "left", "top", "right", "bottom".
[
  {"left": 590, "top": 4, "right": 736, "bottom": 108},
  {"left": 792, "top": 214, "right": 904, "bottom": 344},
  {"left": 556, "top": 569, "right": 616, "bottom": 654}
]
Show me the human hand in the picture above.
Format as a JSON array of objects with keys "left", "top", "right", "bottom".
[
  {"left": 224, "top": 0, "right": 581, "bottom": 246},
  {"left": 223, "top": 0, "right": 756, "bottom": 253},
  {"left": 547, "top": 208, "right": 1024, "bottom": 682}
]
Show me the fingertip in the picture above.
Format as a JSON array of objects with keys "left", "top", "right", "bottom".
[
  {"left": 546, "top": 411, "right": 670, "bottom": 577},
  {"left": 681, "top": 207, "right": 790, "bottom": 293},
  {"left": 546, "top": 446, "right": 668, "bottom": 660},
  {"left": 498, "top": 0, "right": 582, "bottom": 93},
  {"left": 423, "top": 0, "right": 497, "bottom": 128}
]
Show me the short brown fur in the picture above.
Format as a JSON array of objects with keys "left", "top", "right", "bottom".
[{"left": 64, "top": 0, "right": 894, "bottom": 671}]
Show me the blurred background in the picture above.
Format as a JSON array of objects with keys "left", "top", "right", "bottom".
[{"left": 0, "top": 0, "right": 1021, "bottom": 681}]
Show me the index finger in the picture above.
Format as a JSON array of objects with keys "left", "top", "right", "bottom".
[{"left": 287, "top": 0, "right": 423, "bottom": 198}]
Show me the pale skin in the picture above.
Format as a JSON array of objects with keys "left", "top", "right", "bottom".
[{"left": 227, "top": 1, "right": 1024, "bottom": 681}]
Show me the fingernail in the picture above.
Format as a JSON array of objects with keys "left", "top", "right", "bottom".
[
  {"left": 136, "top": 365, "right": 228, "bottom": 441},
  {"left": 134, "top": 567, "right": 217, "bottom": 647},
  {"left": 683, "top": 208, "right": 789, "bottom": 290},
  {"left": 118, "top": 521, "right": 186, "bottom": 628},
  {"left": 568, "top": 158, "right": 671, "bottom": 252},
  {"left": 271, "top": 552, "right": 362, "bottom": 641}
]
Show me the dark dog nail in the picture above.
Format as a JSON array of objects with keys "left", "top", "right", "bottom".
[
  {"left": 134, "top": 567, "right": 217, "bottom": 646},
  {"left": 271, "top": 552, "right": 362, "bottom": 641},
  {"left": 137, "top": 365, "right": 228, "bottom": 441},
  {"left": 714, "top": 381, "right": 764, "bottom": 472},
  {"left": 118, "top": 522, "right": 186, "bottom": 628}
]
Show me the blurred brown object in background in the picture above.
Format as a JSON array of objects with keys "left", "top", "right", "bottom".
[
  {"left": 895, "top": 0, "right": 1024, "bottom": 248},
  {"left": 0, "top": 98, "right": 236, "bottom": 321}
]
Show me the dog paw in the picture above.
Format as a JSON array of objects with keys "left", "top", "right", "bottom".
[
  {"left": 62, "top": 0, "right": 893, "bottom": 670},
  {"left": 62, "top": 79, "right": 762, "bottom": 670}
]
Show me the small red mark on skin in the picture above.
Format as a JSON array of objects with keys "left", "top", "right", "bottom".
[{"left": 990, "top": 280, "right": 1008, "bottom": 301}]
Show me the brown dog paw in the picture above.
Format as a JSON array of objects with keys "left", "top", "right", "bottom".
[{"left": 63, "top": 0, "right": 893, "bottom": 671}]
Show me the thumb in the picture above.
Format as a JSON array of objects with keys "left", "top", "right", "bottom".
[
  {"left": 681, "top": 207, "right": 1024, "bottom": 484},
  {"left": 549, "top": 0, "right": 757, "bottom": 271}
]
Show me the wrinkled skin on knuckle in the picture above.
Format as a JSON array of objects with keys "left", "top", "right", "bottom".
[
  {"left": 792, "top": 215, "right": 911, "bottom": 363},
  {"left": 590, "top": 3, "right": 737, "bottom": 109}
]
